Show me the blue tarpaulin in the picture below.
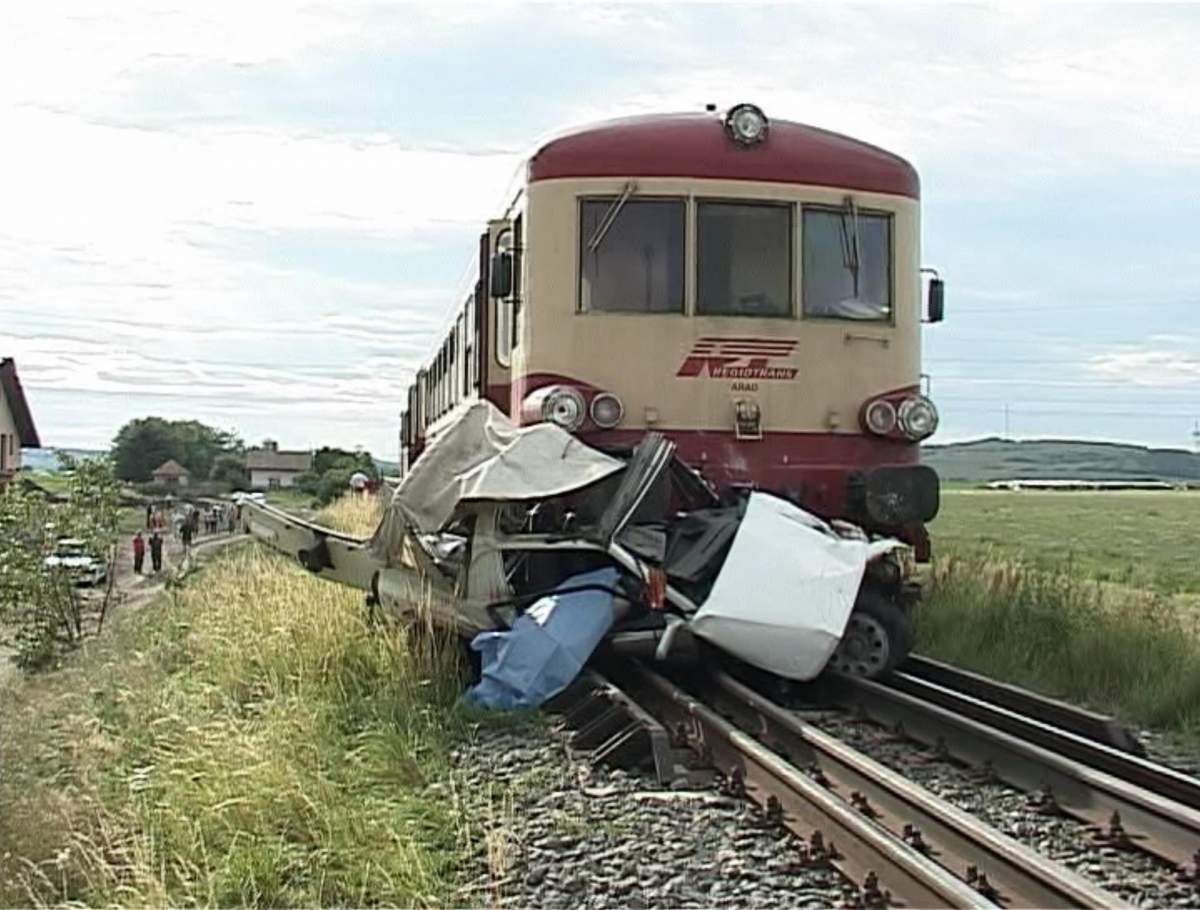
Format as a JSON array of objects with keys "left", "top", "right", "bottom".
[{"left": 465, "top": 567, "right": 619, "bottom": 709}]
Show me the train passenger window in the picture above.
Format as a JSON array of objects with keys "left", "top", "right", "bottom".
[
  {"left": 696, "top": 202, "right": 792, "bottom": 316},
  {"left": 802, "top": 206, "right": 892, "bottom": 321},
  {"left": 580, "top": 199, "right": 684, "bottom": 313}
]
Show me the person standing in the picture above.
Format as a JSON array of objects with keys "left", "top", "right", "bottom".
[
  {"left": 132, "top": 531, "right": 146, "bottom": 574},
  {"left": 145, "top": 503, "right": 153, "bottom": 528},
  {"left": 181, "top": 520, "right": 194, "bottom": 554},
  {"left": 149, "top": 531, "right": 164, "bottom": 573}
]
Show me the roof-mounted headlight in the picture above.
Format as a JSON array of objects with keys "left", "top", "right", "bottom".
[
  {"left": 898, "top": 396, "right": 939, "bottom": 440},
  {"left": 726, "top": 103, "right": 769, "bottom": 146}
]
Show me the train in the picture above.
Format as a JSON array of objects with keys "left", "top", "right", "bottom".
[{"left": 399, "top": 104, "right": 944, "bottom": 671}]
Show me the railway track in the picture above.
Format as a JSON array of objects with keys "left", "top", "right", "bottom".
[
  {"left": 823, "top": 664, "right": 1200, "bottom": 873},
  {"left": 571, "top": 656, "right": 1200, "bottom": 908},
  {"left": 898, "top": 655, "right": 1145, "bottom": 754}
]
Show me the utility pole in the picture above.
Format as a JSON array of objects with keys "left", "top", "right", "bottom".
[
  {"left": 1004, "top": 404, "right": 1010, "bottom": 439},
  {"left": 1193, "top": 419, "right": 1200, "bottom": 454}
]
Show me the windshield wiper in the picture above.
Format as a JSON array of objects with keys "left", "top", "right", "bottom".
[
  {"left": 839, "top": 194, "right": 862, "bottom": 297},
  {"left": 587, "top": 181, "right": 638, "bottom": 252}
]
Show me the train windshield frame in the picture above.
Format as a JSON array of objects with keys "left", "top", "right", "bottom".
[
  {"left": 578, "top": 197, "right": 686, "bottom": 314},
  {"left": 801, "top": 203, "right": 893, "bottom": 322},
  {"left": 695, "top": 200, "right": 793, "bottom": 318}
]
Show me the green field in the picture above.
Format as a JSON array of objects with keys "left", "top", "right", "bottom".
[
  {"left": 931, "top": 489, "right": 1200, "bottom": 595},
  {"left": 920, "top": 488, "right": 1200, "bottom": 740}
]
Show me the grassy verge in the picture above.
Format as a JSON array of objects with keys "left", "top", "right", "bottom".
[
  {"left": 0, "top": 545, "right": 474, "bottom": 907},
  {"left": 917, "top": 555, "right": 1200, "bottom": 739},
  {"left": 316, "top": 493, "right": 384, "bottom": 537},
  {"left": 264, "top": 488, "right": 317, "bottom": 513}
]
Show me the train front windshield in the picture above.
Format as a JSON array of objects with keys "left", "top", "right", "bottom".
[{"left": 579, "top": 197, "right": 685, "bottom": 313}]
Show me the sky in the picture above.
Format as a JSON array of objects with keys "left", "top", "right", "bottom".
[{"left": 2, "top": 1, "right": 1199, "bottom": 460}]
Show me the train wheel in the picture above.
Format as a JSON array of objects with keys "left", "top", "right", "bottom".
[{"left": 829, "top": 590, "right": 913, "bottom": 678}]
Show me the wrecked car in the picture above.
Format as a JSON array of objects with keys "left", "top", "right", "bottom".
[{"left": 238, "top": 401, "right": 915, "bottom": 708}]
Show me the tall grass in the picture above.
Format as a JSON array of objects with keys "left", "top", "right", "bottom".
[
  {"left": 316, "top": 493, "right": 384, "bottom": 538},
  {"left": 918, "top": 555, "right": 1200, "bottom": 736},
  {"left": 0, "top": 545, "right": 470, "bottom": 907}
]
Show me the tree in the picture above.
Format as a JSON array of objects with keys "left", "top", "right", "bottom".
[
  {"left": 296, "top": 447, "right": 379, "bottom": 502},
  {"left": 0, "top": 454, "right": 121, "bottom": 669},
  {"left": 111, "top": 417, "right": 243, "bottom": 482},
  {"left": 210, "top": 453, "right": 250, "bottom": 489},
  {"left": 311, "top": 446, "right": 378, "bottom": 479}
]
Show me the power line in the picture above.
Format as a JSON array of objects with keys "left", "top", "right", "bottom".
[
  {"left": 950, "top": 299, "right": 1200, "bottom": 314},
  {"left": 936, "top": 403, "right": 1198, "bottom": 419},
  {"left": 937, "top": 397, "right": 1200, "bottom": 408}
]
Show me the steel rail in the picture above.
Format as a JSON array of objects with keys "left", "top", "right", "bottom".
[
  {"left": 608, "top": 660, "right": 999, "bottom": 909},
  {"left": 700, "top": 669, "right": 1125, "bottom": 908},
  {"left": 884, "top": 670, "right": 1200, "bottom": 811},
  {"left": 901, "top": 655, "right": 1143, "bottom": 754},
  {"left": 833, "top": 674, "right": 1200, "bottom": 871}
]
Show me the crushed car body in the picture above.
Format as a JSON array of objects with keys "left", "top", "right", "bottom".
[{"left": 237, "top": 400, "right": 908, "bottom": 705}]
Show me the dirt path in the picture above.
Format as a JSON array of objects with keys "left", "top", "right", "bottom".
[{"left": 0, "top": 530, "right": 249, "bottom": 685}]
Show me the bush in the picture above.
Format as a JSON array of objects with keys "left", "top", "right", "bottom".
[
  {"left": 0, "top": 455, "right": 121, "bottom": 668},
  {"left": 295, "top": 454, "right": 381, "bottom": 506},
  {"left": 917, "top": 555, "right": 1200, "bottom": 736}
]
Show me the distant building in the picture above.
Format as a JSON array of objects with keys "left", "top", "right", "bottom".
[
  {"left": 151, "top": 459, "right": 191, "bottom": 487},
  {"left": 245, "top": 441, "right": 312, "bottom": 490},
  {"left": 985, "top": 479, "right": 1177, "bottom": 491},
  {"left": 0, "top": 358, "right": 41, "bottom": 482}
]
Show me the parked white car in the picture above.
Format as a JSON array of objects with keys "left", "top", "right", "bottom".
[{"left": 43, "top": 538, "right": 107, "bottom": 587}]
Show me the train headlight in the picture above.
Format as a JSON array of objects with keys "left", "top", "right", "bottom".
[
  {"left": 589, "top": 392, "right": 624, "bottom": 429},
  {"left": 725, "top": 103, "right": 769, "bottom": 146},
  {"left": 539, "top": 386, "right": 586, "bottom": 431},
  {"left": 863, "top": 399, "right": 897, "bottom": 436},
  {"left": 898, "top": 396, "right": 939, "bottom": 440}
]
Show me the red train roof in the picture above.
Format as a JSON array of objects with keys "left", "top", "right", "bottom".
[{"left": 528, "top": 113, "right": 919, "bottom": 199}]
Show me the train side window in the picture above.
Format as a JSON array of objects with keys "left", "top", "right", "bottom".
[
  {"left": 458, "top": 311, "right": 468, "bottom": 397},
  {"left": 494, "top": 227, "right": 513, "bottom": 367},
  {"left": 696, "top": 201, "right": 792, "bottom": 317},
  {"left": 511, "top": 213, "right": 523, "bottom": 349},
  {"left": 579, "top": 198, "right": 685, "bottom": 313},
  {"left": 802, "top": 205, "right": 892, "bottom": 321}
]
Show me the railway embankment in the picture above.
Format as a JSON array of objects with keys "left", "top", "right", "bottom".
[
  {"left": 6, "top": 491, "right": 1200, "bottom": 907},
  {"left": 0, "top": 545, "right": 469, "bottom": 906}
]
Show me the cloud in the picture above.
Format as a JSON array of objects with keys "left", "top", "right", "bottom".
[
  {"left": 5, "top": 2, "right": 1200, "bottom": 454},
  {"left": 1087, "top": 349, "right": 1200, "bottom": 387}
]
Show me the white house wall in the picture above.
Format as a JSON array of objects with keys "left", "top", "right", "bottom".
[{"left": 251, "top": 469, "right": 302, "bottom": 489}]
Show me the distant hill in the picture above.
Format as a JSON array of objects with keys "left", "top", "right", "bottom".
[
  {"left": 20, "top": 447, "right": 105, "bottom": 472},
  {"left": 373, "top": 457, "right": 400, "bottom": 476},
  {"left": 923, "top": 438, "right": 1200, "bottom": 483}
]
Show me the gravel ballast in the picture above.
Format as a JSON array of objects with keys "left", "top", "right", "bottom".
[
  {"left": 445, "top": 702, "right": 1199, "bottom": 908},
  {"left": 450, "top": 724, "right": 861, "bottom": 909},
  {"left": 813, "top": 713, "right": 1200, "bottom": 908}
]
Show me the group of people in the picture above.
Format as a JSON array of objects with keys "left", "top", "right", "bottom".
[
  {"left": 131, "top": 530, "right": 164, "bottom": 575},
  {"left": 133, "top": 501, "right": 240, "bottom": 575}
]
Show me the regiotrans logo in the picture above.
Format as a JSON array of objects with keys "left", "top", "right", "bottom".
[{"left": 676, "top": 337, "right": 799, "bottom": 380}]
